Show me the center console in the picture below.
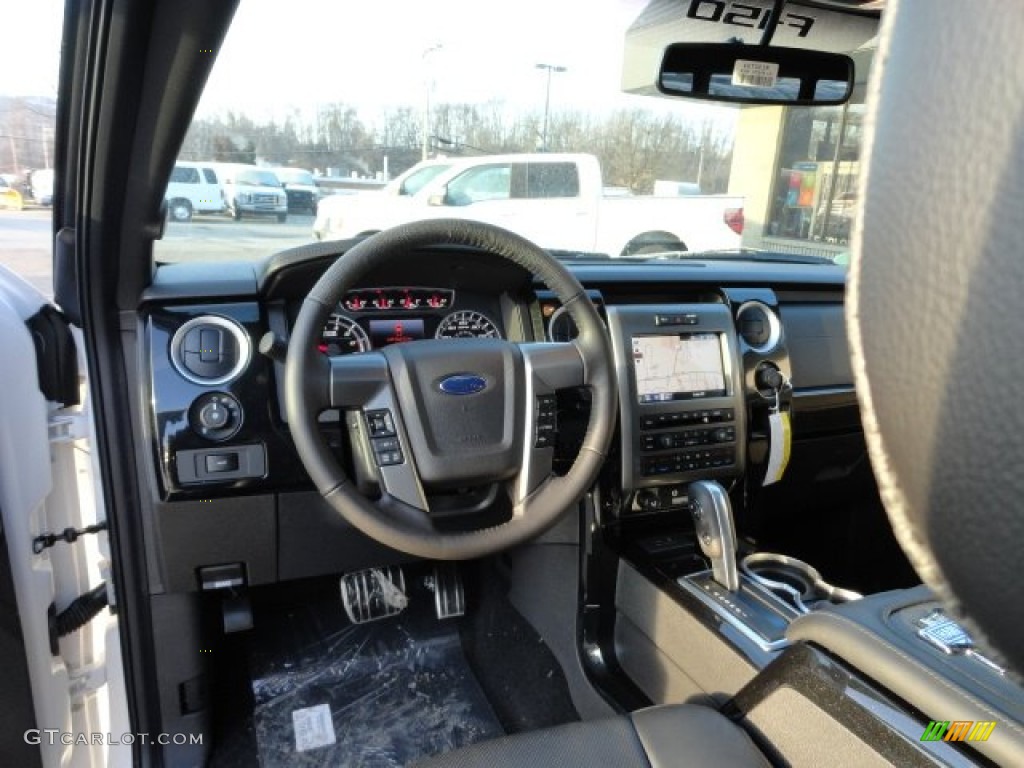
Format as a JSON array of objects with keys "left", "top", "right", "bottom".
[{"left": 606, "top": 304, "right": 746, "bottom": 514}]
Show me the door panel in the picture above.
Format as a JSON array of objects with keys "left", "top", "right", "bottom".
[{"left": 0, "top": 269, "right": 127, "bottom": 767}]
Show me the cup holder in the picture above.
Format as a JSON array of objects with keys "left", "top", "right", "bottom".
[{"left": 741, "top": 553, "right": 862, "bottom": 613}]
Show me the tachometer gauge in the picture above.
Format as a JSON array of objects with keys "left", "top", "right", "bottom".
[
  {"left": 435, "top": 310, "right": 502, "bottom": 339},
  {"left": 320, "top": 313, "right": 370, "bottom": 355}
]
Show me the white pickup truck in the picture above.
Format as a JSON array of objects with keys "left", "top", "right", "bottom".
[{"left": 313, "top": 153, "right": 744, "bottom": 256}]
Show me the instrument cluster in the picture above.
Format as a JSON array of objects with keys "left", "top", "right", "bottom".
[{"left": 316, "top": 287, "right": 502, "bottom": 355}]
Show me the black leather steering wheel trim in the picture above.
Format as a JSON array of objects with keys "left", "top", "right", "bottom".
[{"left": 284, "top": 218, "right": 616, "bottom": 560}]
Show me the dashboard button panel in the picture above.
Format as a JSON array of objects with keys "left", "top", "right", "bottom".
[
  {"left": 607, "top": 304, "right": 745, "bottom": 496},
  {"left": 176, "top": 444, "right": 267, "bottom": 485},
  {"left": 189, "top": 392, "right": 243, "bottom": 441}
]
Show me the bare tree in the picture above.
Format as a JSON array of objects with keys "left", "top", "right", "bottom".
[{"left": 173, "top": 99, "right": 734, "bottom": 192}]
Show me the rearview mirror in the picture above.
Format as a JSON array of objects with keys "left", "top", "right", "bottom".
[{"left": 659, "top": 43, "right": 854, "bottom": 106}]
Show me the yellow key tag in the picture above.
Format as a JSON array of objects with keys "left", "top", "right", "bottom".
[{"left": 764, "top": 409, "right": 791, "bottom": 486}]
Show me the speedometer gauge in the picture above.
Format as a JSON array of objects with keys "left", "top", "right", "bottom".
[
  {"left": 435, "top": 310, "right": 502, "bottom": 339},
  {"left": 320, "top": 313, "right": 370, "bottom": 355}
]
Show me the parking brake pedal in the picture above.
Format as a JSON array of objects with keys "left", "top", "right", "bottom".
[
  {"left": 340, "top": 567, "right": 408, "bottom": 624},
  {"left": 427, "top": 563, "right": 465, "bottom": 620}
]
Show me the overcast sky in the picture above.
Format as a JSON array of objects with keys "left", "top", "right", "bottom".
[
  {"left": 201, "top": 0, "right": 649, "bottom": 117},
  {"left": 0, "top": 0, "right": 64, "bottom": 98},
  {"left": 1, "top": 0, "right": 736, "bottom": 131}
]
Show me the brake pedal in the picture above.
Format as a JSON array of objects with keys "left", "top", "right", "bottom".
[
  {"left": 340, "top": 566, "right": 408, "bottom": 624},
  {"left": 427, "top": 562, "right": 465, "bottom": 620}
]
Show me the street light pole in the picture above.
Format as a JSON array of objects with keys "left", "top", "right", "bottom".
[
  {"left": 535, "top": 63, "right": 566, "bottom": 152},
  {"left": 422, "top": 44, "right": 444, "bottom": 161}
]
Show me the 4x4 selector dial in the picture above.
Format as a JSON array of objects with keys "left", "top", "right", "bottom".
[{"left": 189, "top": 392, "right": 242, "bottom": 441}]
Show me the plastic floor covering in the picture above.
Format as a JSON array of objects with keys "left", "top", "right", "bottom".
[{"left": 247, "top": 598, "right": 503, "bottom": 767}]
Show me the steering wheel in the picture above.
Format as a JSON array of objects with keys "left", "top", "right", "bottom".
[{"left": 283, "top": 219, "right": 617, "bottom": 560}]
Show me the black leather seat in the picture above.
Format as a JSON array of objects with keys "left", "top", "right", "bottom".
[{"left": 414, "top": 703, "right": 769, "bottom": 767}]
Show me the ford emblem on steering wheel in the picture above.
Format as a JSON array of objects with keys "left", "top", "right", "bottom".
[{"left": 439, "top": 374, "right": 488, "bottom": 395}]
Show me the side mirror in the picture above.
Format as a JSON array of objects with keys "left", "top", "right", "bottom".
[
  {"left": 659, "top": 43, "right": 854, "bottom": 106},
  {"left": 427, "top": 192, "right": 448, "bottom": 207}
]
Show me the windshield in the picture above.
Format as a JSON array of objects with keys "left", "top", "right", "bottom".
[{"left": 153, "top": 0, "right": 876, "bottom": 266}]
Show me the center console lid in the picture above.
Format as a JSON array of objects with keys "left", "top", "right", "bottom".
[{"left": 787, "top": 585, "right": 1024, "bottom": 766}]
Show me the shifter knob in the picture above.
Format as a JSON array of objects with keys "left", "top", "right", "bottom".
[{"left": 689, "top": 480, "right": 740, "bottom": 591}]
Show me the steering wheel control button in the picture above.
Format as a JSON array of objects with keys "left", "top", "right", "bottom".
[
  {"left": 535, "top": 394, "right": 558, "bottom": 448},
  {"left": 366, "top": 409, "right": 396, "bottom": 438},
  {"left": 376, "top": 450, "right": 404, "bottom": 467},
  {"left": 371, "top": 436, "right": 404, "bottom": 467},
  {"left": 373, "top": 437, "right": 400, "bottom": 452},
  {"left": 189, "top": 392, "right": 243, "bottom": 441}
]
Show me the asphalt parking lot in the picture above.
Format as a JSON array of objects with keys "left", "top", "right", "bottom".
[
  {"left": 157, "top": 212, "right": 317, "bottom": 262},
  {"left": 0, "top": 208, "right": 318, "bottom": 298}
]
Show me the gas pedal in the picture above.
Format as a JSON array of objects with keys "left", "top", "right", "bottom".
[
  {"left": 427, "top": 562, "right": 465, "bottom": 620},
  {"left": 340, "top": 566, "right": 408, "bottom": 624}
]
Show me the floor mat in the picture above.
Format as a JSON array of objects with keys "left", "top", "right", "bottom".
[
  {"left": 459, "top": 561, "right": 580, "bottom": 733},
  {"left": 247, "top": 593, "right": 503, "bottom": 767}
]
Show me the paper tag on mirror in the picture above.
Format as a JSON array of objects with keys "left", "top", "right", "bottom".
[
  {"left": 733, "top": 60, "right": 779, "bottom": 89},
  {"left": 764, "top": 410, "right": 791, "bottom": 486}
]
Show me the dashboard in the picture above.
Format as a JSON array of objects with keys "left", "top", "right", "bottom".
[{"left": 139, "top": 244, "right": 858, "bottom": 592}]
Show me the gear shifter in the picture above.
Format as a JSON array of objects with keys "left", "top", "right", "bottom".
[{"left": 688, "top": 480, "right": 739, "bottom": 591}]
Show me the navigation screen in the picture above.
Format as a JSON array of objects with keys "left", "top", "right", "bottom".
[{"left": 632, "top": 333, "right": 727, "bottom": 403}]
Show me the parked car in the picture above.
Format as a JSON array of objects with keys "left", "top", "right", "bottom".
[
  {"left": 29, "top": 168, "right": 54, "bottom": 206},
  {"left": 314, "top": 153, "right": 744, "bottom": 255},
  {"left": 221, "top": 166, "right": 288, "bottom": 222},
  {"left": 272, "top": 167, "right": 319, "bottom": 214},
  {"left": 163, "top": 161, "right": 225, "bottom": 222},
  {"left": 0, "top": 176, "right": 23, "bottom": 210}
]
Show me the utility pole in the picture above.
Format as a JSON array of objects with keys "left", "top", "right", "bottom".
[
  {"left": 422, "top": 44, "right": 443, "bottom": 161},
  {"left": 535, "top": 63, "right": 566, "bottom": 152}
]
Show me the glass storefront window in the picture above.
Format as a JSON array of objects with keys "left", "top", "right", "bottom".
[{"left": 767, "top": 103, "right": 864, "bottom": 246}]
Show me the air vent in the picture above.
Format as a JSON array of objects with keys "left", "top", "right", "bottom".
[
  {"left": 547, "top": 306, "right": 578, "bottom": 342},
  {"left": 170, "top": 316, "right": 252, "bottom": 385},
  {"left": 735, "top": 301, "right": 781, "bottom": 353}
]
